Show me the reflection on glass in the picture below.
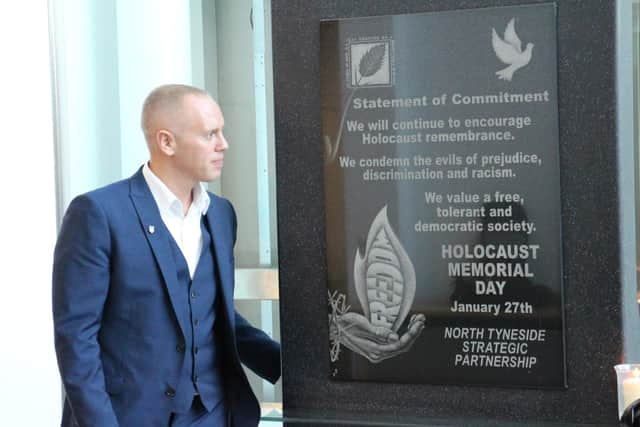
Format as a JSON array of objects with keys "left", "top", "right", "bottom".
[{"left": 634, "top": 1, "right": 640, "bottom": 307}]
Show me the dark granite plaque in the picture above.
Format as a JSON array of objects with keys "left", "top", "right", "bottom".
[{"left": 322, "top": 3, "right": 565, "bottom": 388}]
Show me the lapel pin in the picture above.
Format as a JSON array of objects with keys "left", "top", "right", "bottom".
[{"left": 148, "top": 225, "right": 155, "bottom": 234}]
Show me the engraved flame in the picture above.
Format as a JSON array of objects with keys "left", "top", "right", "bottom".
[{"left": 354, "top": 206, "right": 416, "bottom": 332}]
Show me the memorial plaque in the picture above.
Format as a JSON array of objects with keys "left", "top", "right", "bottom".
[{"left": 322, "top": 3, "right": 565, "bottom": 388}]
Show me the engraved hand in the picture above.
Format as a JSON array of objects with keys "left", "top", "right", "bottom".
[{"left": 335, "top": 312, "right": 425, "bottom": 363}]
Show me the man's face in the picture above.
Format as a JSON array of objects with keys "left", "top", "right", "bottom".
[{"left": 171, "top": 94, "right": 228, "bottom": 183}]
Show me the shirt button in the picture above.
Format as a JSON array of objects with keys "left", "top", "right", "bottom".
[
  {"left": 190, "top": 291, "right": 197, "bottom": 299},
  {"left": 194, "top": 375, "right": 199, "bottom": 383},
  {"left": 194, "top": 319, "right": 199, "bottom": 327},
  {"left": 165, "top": 387, "right": 176, "bottom": 398},
  {"left": 194, "top": 346, "right": 199, "bottom": 354}
]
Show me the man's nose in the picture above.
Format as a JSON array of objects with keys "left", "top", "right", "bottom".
[{"left": 216, "top": 135, "right": 228, "bottom": 151}]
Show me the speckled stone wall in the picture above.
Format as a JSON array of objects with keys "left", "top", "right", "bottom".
[{"left": 272, "top": 1, "right": 619, "bottom": 425}]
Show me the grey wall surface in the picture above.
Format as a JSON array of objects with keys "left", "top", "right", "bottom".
[{"left": 272, "top": 0, "right": 623, "bottom": 425}]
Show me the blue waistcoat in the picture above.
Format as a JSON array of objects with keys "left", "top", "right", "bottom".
[{"left": 167, "top": 217, "right": 225, "bottom": 413}]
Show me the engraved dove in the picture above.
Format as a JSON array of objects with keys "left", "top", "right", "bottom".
[{"left": 491, "top": 18, "right": 533, "bottom": 81}]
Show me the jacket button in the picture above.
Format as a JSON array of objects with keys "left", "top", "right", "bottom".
[
  {"left": 176, "top": 343, "right": 185, "bottom": 353},
  {"left": 165, "top": 387, "right": 176, "bottom": 398}
]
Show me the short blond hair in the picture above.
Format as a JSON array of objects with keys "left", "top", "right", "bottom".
[{"left": 140, "top": 84, "right": 210, "bottom": 141}]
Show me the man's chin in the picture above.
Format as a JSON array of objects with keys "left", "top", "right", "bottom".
[{"left": 202, "top": 171, "right": 222, "bottom": 182}]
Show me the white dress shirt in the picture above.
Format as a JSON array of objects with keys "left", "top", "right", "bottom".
[{"left": 142, "top": 163, "right": 210, "bottom": 279}]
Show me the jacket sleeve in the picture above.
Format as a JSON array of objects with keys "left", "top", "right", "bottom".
[
  {"left": 52, "top": 194, "right": 120, "bottom": 427},
  {"left": 235, "top": 311, "right": 281, "bottom": 384},
  {"left": 225, "top": 197, "right": 281, "bottom": 384}
]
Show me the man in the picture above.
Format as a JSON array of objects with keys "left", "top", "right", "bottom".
[{"left": 53, "top": 84, "right": 281, "bottom": 427}]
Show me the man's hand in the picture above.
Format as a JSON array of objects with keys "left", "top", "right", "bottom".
[{"left": 332, "top": 312, "right": 425, "bottom": 363}]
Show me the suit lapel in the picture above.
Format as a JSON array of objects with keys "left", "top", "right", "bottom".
[
  {"left": 205, "top": 198, "right": 235, "bottom": 325},
  {"left": 128, "top": 169, "right": 190, "bottom": 339}
]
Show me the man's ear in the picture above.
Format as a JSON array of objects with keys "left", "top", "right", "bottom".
[{"left": 156, "top": 129, "right": 176, "bottom": 156}]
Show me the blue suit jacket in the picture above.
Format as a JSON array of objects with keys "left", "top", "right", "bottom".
[{"left": 53, "top": 168, "right": 281, "bottom": 427}]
